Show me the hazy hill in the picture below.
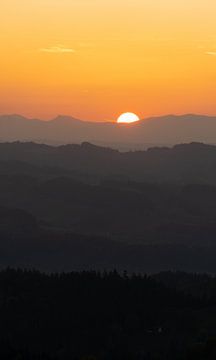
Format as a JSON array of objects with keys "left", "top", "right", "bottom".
[
  {"left": 1, "top": 141, "right": 216, "bottom": 184},
  {"left": 1, "top": 114, "right": 216, "bottom": 147},
  {"left": 0, "top": 141, "right": 216, "bottom": 272}
]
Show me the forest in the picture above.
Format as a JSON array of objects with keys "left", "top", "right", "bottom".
[{"left": 1, "top": 268, "right": 216, "bottom": 359}]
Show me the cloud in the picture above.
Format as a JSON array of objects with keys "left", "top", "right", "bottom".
[
  {"left": 206, "top": 51, "right": 216, "bottom": 56},
  {"left": 39, "top": 45, "right": 76, "bottom": 54}
]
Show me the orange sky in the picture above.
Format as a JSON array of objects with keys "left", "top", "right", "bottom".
[{"left": 1, "top": 0, "right": 216, "bottom": 121}]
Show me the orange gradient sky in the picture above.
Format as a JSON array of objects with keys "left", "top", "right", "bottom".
[{"left": 1, "top": 0, "right": 216, "bottom": 121}]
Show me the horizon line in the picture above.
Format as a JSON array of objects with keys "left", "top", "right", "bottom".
[{"left": 0, "top": 112, "right": 216, "bottom": 123}]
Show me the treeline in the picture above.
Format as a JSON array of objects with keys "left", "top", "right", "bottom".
[
  {"left": 0, "top": 269, "right": 216, "bottom": 359},
  {"left": 154, "top": 271, "right": 216, "bottom": 301}
]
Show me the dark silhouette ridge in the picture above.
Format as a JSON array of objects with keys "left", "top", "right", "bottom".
[
  {"left": 0, "top": 268, "right": 216, "bottom": 359},
  {"left": 0, "top": 141, "right": 216, "bottom": 183}
]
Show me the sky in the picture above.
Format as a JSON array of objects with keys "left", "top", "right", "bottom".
[{"left": 1, "top": 0, "right": 216, "bottom": 121}]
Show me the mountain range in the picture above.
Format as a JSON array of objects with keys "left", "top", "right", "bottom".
[
  {"left": 1, "top": 141, "right": 216, "bottom": 272},
  {"left": 0, "top": 141, "right": 216, "bottom": 272},
  {"left": 1, "top": 113, "right": 216, "bottom": 148}
]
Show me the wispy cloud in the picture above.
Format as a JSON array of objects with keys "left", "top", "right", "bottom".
[
  {"left": 39, "top": 45, "right": 76, "bottom": 54},
  {"left": 205, "top": 51, "right": 216, "bottom": 56}
]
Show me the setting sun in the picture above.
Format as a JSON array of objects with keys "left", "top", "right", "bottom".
[{"left": 117, "top": 113, "right": 140, "bottom": 124}]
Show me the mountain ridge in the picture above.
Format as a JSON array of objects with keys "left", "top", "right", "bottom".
[
  {"left": 0, "top": 140, "right": 216, "bottom": 184},
  {"left": 1, "top": 113, "right": 216, "bottom": 148}
]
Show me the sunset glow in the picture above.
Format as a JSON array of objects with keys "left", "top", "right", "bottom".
[{"left": 1, "top": 1, "right": 216, "bottom": 120}]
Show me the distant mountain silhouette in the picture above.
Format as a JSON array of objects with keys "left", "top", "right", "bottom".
[{"left": 1, "top": 114, "right": 216, "bottom": 147}]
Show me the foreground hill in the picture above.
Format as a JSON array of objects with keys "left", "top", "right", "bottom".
[
  {"left": 1, "top": 114, "right": 216, "bottom": 147},
  {"left": 0, "top": 268, "right": 215, "bottom": 360}
]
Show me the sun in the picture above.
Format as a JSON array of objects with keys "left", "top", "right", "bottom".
[{"left": 117, "top": 112, "right": 140, "bottom": 124}]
